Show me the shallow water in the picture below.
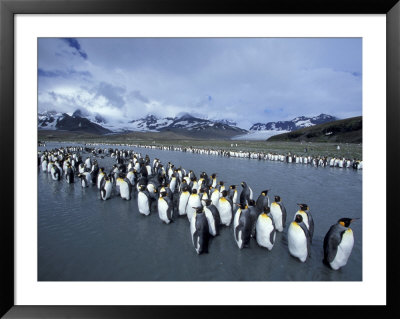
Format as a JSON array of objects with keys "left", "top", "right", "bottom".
[{"left": 38, "top": 142, "right": 362, "bottom": 281}]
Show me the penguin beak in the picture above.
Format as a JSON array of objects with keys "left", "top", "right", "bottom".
[{"left": 350, "top": 218, "right": 360, "bottom": 223}]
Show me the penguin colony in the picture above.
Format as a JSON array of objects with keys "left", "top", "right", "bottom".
[
  {"left": 38, "top": 144, "right": 358, "bottom": 270},
  {"left": 79, "top": 142, "right": 363, "bottom": 170}
]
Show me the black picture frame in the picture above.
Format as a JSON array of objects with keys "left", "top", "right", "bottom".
[{"left": 1, "top": 0, "right": 399, "bottom": 317}]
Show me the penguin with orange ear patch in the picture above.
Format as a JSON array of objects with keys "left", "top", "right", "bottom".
[
  {"left": 288, "top": 214, "right": 311, "bottom": 262},
  {"left": 323, "top": 218, "right": 358, "bottom": 270}
]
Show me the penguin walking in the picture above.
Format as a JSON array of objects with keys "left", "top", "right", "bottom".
[
  {"left": 100, "top": 175, "right": 113, "bottom": 200},
  {"left": 137, "top": 185, "right": 151, "bottom": 216},
  {"left": 255, "top": 207, "right": 276, "bottom": 251},
  {"left": 178, "top": 185, "right": 190, "bottom": 216},
  {"left": 116, "top": 177, "right": 132, "bottom": 200},
  {"left": 217, "top": 190, "right": 233, "bottom": 226},
  {"left": 294, "top": 203, "right": 314, "bottom": 241},
  {"left": 203, "top": 199, "right": 220, "bottom": 236},
  {"left": 233, "top": 203, "right": 253, "bottom": 249},
  {"left": 239, "top": 181, "right": 253, "bottom": 206},
  {"left": 186, "top": 189, "right": 201, "bottom": 221},
  {"left": 323, "top": 218, "right": 358, "bottom": 270},
  {"left": 270, "top": 195, "right": 287, "bottom": 232},
  {"left": 288, "top": 214, "right": 311, "bottom": 262},
  {"left": 158, "top": 191, "right": 173, "bottom": 224},
  {"left": 190, "top": 207, "right": 210, "bottom": 254}
]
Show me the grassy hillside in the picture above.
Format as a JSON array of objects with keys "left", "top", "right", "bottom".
[{"left": 267, "top": 116, "right": 362, "bottom": 143}]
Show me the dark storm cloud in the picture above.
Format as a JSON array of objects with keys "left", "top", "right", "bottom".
[{"left": 62, "top": 38, "right": 88, "bottom": 59}]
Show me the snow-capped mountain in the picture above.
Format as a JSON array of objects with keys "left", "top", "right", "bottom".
[
  {"left": 38, "top": 110, "right": 247, "bottom": 137},
  {"left": 249, "top": 114, "right": 338, "bottom": 131}
]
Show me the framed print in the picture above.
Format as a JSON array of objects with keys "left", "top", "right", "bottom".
[{"left": 1, "top": 0, "right": 399, "bottom": 318}]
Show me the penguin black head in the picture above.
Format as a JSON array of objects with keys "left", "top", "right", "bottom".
[
  {"left": 338, "top": 218, "right": 358, "bottom": 227},
  {"left": 219, "top": 181, "right": 224, "bottom": 186},
  {"left": 263, "top": 206, "right": 271, "bottom": 214},
  {"left": 182, "top": 185, "right": 189, "bottom": 192},
  {"left": 236, "top": 203, "right": 247, "bottom": 210},
  {"left": 274, "top": 195, "right": 281, "bottom": 202},
  {"left": 221, "top": 190, "right": 228, "bottom": 197},
  {"left": 248, "top": 199, "right": 256, "bottom": 207},
  {"left": 139, "top": 185, "right": 146, "bottom": 191},
  {"left": 230, "top": 185, "right": 236, "bottom": 190},
  {"left": 241, "top": 182, "right": 247, "bottom": 187},
  {"left": 297, "top": 203, "right": 309, "bottom": 211},
  {"left": 261, "top": 190, "right": 269, "bottom": 196},
  {"left": 203, "top": 199, "right": 212, "bottom": 206},
  {"left": 191, "top": 189, "right": 198, "bottom": 194},
  {"left": 294, "top": 214, "right": 303, "bottom": 224},
  {"left": 194, "top": 206, "right": 204, "bottom": 214},
  {"left": 160, "top": 191, "right": 167, "bottom": 198},
  {"left": 211, "top": 173, "right": 216, "bottom": 178}
]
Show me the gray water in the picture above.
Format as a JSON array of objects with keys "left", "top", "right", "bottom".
[{"left": 38, "top": 142, "right": 362, "bottom": 281}]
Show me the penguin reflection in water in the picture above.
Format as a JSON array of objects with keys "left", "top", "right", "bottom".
[
  {"left": 323, "top": 218, "right": 358, "bottom": 270},
  {"left": 190, "top": 207, "right": 210, "bottom": 254},
  {"left": 288, "top": 214, "right": 311, "bottom": 262}
]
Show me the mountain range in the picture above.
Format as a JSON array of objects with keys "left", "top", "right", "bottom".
[{"left": 38, "top": 110, "right": 340, "bottom": 139}]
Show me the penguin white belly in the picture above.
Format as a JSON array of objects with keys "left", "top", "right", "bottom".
[
  {"left": 102, "top": 182, "right": 112, "bottom": 200},
  {"left": 158, "top": 198, "right": 170, "bottom": 224},
  {"left": 42, "top": 161, "right": 47, "bottom": 172},
  {"left": 204, "top": 208, "right": 217, "bottom": 236},
  {"left": 256, "top": 214, "right": 275, "bottom": 250},
  {"left": 186, "top": 195, "right": 201, "bottom": 221},
  {"left": 270, "top": 203, "right": 283, "bottom": 231},
  {"left": 330, "top": 229, "right": 354, "bottom": 270},
  {"left": 178, "top": 193, "right": 190, "bottom": 215},
  {"left": 118, "top": 181, "right": 130, "bottom": 200},
  {"left": 146, "top": 166, "right": 152, "bottom": 175},
  {"left": 218, "top": 199, "right": 232, "bottom": 226},
  {"left": 233, "top": 210, "right": 242, "bottom": 248},
  {"left": 190, "top": 214, "right": 199, "bottom": 252},
  {"left": 232, "top": 191, "right": 238, "bottom": 204},
  {"left": 211, "top": 191, "right": 220, "bottom": 206},
  {"left": 138, "top": 192, "right": 150, "bottom": 215},
  {"left": 169, "top": 178, "right": 176, "bottom": 192},
  {"left": 97, "top": 174, "right": 105, "bottom": 189},
  {"left": 288, "top": 222, "right": 308, "bottom": 262},
  {"left": 126, "top": 172, "right": 134, "bottom": 185}
]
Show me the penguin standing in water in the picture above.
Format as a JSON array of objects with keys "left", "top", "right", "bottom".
[
  {"left": 178, "top": 185, "right": 190, "bottom": 216},
  {"left": 97, "top": 168, "right": 106, "bottom": 189},
  {"left": 65, "top": 164, "right": 74, "bottom": 184},
  {"left": 137, "top": 185, "right": 151, "bottom": 216},
  {"left": 203, "top": 199, "right": 220, "bottom": 236},
  {"left": 255, "top": 207, "right": 276, "bottom": 251},
  {"left": 233, "top": 203, "right": 253, "bottom": 249},
  {"left": 239, "top": 181, "right": 253, "bottom": 206},
  {"left": 100, "top": 175, "right": 113, "bottom": 200},
  {"left": 50, "top": 164, "right": 61, "bottom": 181},
  {"left": 256, "top": 190, "right": 270, "bottom": 213},
  {"left": 116, "top": 176, "right": 132, "bottom": 200},
  {"left": 218, "top": 190, "right": 233, "bottom": 226},
  {"left": 158, "top": 191, "right": 173, "bottom": 224},
  {"left": 288, "top": 214, "right": 311, "bottom": 262},
  {"left": 323, "top": 218, "right": 358, "bottom": 270},
  {"left": 190, "top": 206, "right": 210, "bottom": 254},
  {"left": 270, "top": 195, "right": 287, "bottom": 232},
  {"left": 294, "top": 203, "right": 314, "bottom": 241},
  {"left": 186, "top": 189, "right": 201, "bottom": 221}
]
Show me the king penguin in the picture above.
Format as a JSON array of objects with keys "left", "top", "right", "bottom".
[
  {"left": 323, "top": 218, "right": 358, "bottom": 270},
  {"left": 116, "top": 176, "right": 132, "bottom": 200},
  {"left": 203, "top": 199, "right": 220, "bottom": 236},
  {"left": 256, "top": 190, "right": 270, "bottom": 213},
  {"left": 190, "top": 206, "right": 210, "bottom": 254},
  {"left": 137, "top": 185, "right": 151, "bottom": 216},
  {"left": 65, "top": 164, "right": 74, "bottom": 184},
  {"left": 218, "top": 190, "right": 233, "bottom": 226},
  {"left": 255, "top": 207, "right": 276, "bottom": 251},
  {"left": 100, "top": 175, "right": 113, "bottom": 200},
  {"left": 233, "top": 203, "right": 253, "bottom": 249},
  {"left": 239, "top": 181, "right": 253, "bottom": 206},
  {"left": 186, "top": 189, "right": 201, "bottom": 221},
  {"left": 178, "top": 185, "right": 190, "bottom": 216},
  {"left": 288, "top": 214, "right": 311, "bottom": 262},
  {"left": 270, "top": 195, "right": 287, "bottom": 232},
  {"left": 158, "top": 191, "right": 173, "bottom": 224},
  {"left": 294, "top": 203, "right": 314, "bottom": 241}
]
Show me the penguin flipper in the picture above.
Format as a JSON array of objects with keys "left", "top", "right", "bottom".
[
  {"left": 270, "top": 229, "right": 276, "bottom": 245},
  {"left": 299, "top": 222, "right": 312, "bottom": 257},
  {"left": 278, "top": 203, "right": 287, "bottom": 227},
  {"left": 323, "top": 227, "right": 341, "bottom": 264}
]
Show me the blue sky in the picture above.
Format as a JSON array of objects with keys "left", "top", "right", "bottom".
[{"left": 38, "top": 38, "right": 362, "bottom": 129}]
